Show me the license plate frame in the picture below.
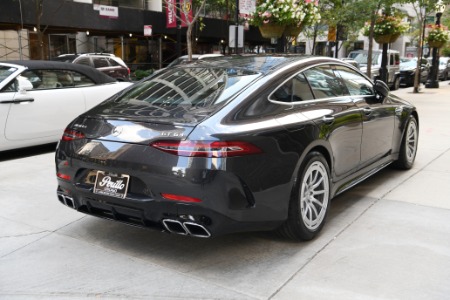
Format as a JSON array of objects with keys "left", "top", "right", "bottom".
[{"left": 93, "top": 171, "right": 130, "bottom": 199}]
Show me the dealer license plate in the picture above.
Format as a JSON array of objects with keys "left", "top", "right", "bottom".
[{"left": 93, "top": 171, "right": 130, "bottom": 199}]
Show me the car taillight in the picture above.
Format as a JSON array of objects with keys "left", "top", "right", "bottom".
[
  {"left": 150, "top": 140, "right": 262, "bottom": 157},
  {"left": 161, "top": 193, "right": 202, "bottom": 203},
  {"left": 61, "top": 128, "right": 85, "bottom": 141},
  {"left": 57, "top": 172, "right": 71, "bottom": 181}
]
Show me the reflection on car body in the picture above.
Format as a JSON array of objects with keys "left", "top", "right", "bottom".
[
  {"left": 0, "top": 60, "right": 133, "bottom": 151},
  {"left": 55, "top": 55, "right": 419, "bottom": 241}
]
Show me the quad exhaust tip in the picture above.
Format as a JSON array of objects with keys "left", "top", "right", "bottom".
[
  {"left": 162, "top": 219, "right": 211, "bottom": 238},
  {"left": 57, "top": 193, "right": 75, "bottom": 209}
]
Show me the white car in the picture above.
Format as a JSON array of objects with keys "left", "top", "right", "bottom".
[{"left": 0, "top": 60, "right": 132, "bottom": 151}]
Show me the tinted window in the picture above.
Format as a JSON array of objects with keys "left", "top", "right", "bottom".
[
  {"left": 76, "top": 57, "right": 92, "bottom": 66},
  {"left": 108, "top": 58, "right": 121, "bottom": 67},
  {"left": 93, "top": 57, "right": 110, "bottom": 68},
  {"left": 304, "top": 66, "right": 348, "bottom": 99},
  {"left": 271, "top": 73, "right": 314, "bottom": 102},
  {"left": 334, "top": 65, "right": 374, "bottom": 96}
]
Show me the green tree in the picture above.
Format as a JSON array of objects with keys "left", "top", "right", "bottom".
[
  {"left": 408, "top": 0, "right": 449, "bottom": 92},
  {"left": 163, "top": 0, "right": 208, "bottom": 61}
]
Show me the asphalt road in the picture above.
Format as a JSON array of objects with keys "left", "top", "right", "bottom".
[{"left": 1, "top": 82, "right": 450, "bottom": 299}]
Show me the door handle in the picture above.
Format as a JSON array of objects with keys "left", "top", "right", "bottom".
[
  {"left": 322, "top": 115, "right": 335, "bottom": 124},
  {"left": 0, "top": 98, "right": 34, "bottom": 104}
]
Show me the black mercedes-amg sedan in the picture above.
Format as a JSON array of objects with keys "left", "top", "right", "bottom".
[{"left": 55, "top": 55, "right": 419, "bottom": 240}]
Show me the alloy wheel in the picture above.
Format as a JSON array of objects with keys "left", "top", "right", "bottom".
[{"left": 300, "top": 161, "right": 330, "bottom": 231}]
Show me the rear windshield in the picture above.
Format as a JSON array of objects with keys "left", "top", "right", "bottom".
[{"left": 113, "top": 67, "right": 260, "bottom": 110}]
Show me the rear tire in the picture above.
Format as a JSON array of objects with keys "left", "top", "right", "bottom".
[
  {"left": 277, "top": 152, "right": 331, "bottom": 241},
  {"left": 391, "top": 76, "right": 400, "bottom": 90},
  {"left": 393, "top": 116, "right": 418, "bottom": 170}
]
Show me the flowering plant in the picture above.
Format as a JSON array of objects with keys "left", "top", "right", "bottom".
[
  {"left": 248, "top": 0, "right": 321, "bottom": 27},
  {"left": 363, "top": 15, "right": 410, "bottom": 37},
  {"left": 426, "top": 24, "right": 450, "bottom": 44}
]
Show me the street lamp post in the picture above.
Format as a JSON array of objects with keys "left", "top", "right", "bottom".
[{"left": 425, "top": 0, "right": 446, "bottom": 89}]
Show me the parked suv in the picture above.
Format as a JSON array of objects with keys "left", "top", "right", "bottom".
[
  {"left": 438, "top": 57, "right": 450, "bottom": 81},
  {"left": 349, "top": 49, "right": 401, "bottom": 90},
  {"left": 54, "top": 53, "right": 130, "bottom": 81}
]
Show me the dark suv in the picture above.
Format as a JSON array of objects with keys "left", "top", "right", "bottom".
[{"left": 54, "top": 53, "right": 130, "bottom": 81}]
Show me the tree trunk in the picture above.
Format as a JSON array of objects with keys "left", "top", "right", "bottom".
[{"left": 36, "top": 0, "right": 45, "bottom": 60}]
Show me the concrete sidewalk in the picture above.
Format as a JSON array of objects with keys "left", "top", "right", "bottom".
[{"left": 1, "top": 83, "right": 450, "bottom": 299}]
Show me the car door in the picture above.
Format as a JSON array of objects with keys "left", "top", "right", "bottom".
[
  {"left": 334, "top": 65, "right": 395, "bottom": 167},
  {"left": 300, "top": 65, "right": 363, "bottom": 178},
  {"left": 4, "top": 69, "right": 85, "bottom": 141}
]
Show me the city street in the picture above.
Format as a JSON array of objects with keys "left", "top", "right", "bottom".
[{"left": 1, "top": 82, "right": 450, "bottom": 300}]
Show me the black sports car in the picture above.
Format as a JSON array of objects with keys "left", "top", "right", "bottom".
[{"left": 55, "top": 55, "right": 419, "bottom": 240}]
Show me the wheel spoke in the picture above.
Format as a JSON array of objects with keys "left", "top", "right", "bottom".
[
  {"left": 311, "top": 176, "right": 324, "bottom": 190},
  {"left": 309, "top": 201, "right": 319, "bottom": 218},
  {"left": 312, "top": 188, "right": 326, "bottom": 196},
  {"left": 310, "top": 197, "right": 324, "bottom": 209}
]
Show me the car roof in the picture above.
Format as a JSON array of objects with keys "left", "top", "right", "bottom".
[
  {"left": 1, "top": 60, "right": 117, "bottom": 84},
  {"left": 174, "top": 54, "right": 338, "bottom": 76}
]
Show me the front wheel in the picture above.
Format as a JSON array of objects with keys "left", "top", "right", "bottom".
[
  {"left": 393, "top": 116, "right": 418, "bottom": 169},
  {"left": 277, "top": 152, "right": 331, "bottom": 241}
]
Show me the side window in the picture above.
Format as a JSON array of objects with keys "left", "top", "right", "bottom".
[
  {"left": 292, "top": 73, "right": 314, "bottom": 101},
  {"left": 334, "top": 65, "right": 374, "bottom": 96},
  {"left": 108, "top": 58, "right": 120, "bottom": 67},
  {"left": 271, "top": 73, "right": 314, "bottom": 103},
  {"left": 272, "top": 79, "right": 293, "bottom": 102},
  {"left": 93, "top": 57, "right": 110, "bottom": 68},
  {"left": 22, "top": 70, "right": 69, "bottom": 89},
  {"left": 21, "top": 70, "right": 42, "bottom": 89},
  {"left": 56, "top": 70, "right": 74, "bottom": 87},
  {"left": 304, "top": 66, "right": 348, "bottom": 99},
  {"left": 390, "top": 54, "right": 400, "bottom": 66},
  {"left": 1, "top": 81, "right": 16, "bottom": 92},
  {"left": 71, "top": 71, "right": 95, "bottom": 87},
  {"left": 75, "top": 57, "right": 92, "bottom": 67}
]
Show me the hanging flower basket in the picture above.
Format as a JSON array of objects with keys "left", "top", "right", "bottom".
[
  {"left": 284, "top": 24, "right": 303, "bottom": 37},
  {"left": 374, "top": 33, "right": 400, "bottom": 44},
  {"left": 428, "top": 40, "right": 446, "bottom": 48},
  {"left": 426, "top": 25, "right": 450, "bottom": 48},
  {"left": 259, "top": 23, "right": 286, "bottom": 39}
]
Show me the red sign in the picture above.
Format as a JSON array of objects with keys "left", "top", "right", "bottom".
[
  {"left": 166, "top": 0, "right": 176, "bottom": 28},
  {"left": 144, "top": 25, "right": 152, "bottom": 36},
  {"left": 166, "top": 0, "right": 192, "bottom": 28}
]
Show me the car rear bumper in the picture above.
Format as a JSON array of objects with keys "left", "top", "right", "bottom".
[{"left": 56, "top": 180, "right": 284, "bottom": 237}]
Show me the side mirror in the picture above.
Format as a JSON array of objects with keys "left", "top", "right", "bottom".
[
  {"left": 374, "top": 79, "right": 389, "bottom": 99},
  {"left": 17, "top": 76, "right": 33, "bottom": 92}
]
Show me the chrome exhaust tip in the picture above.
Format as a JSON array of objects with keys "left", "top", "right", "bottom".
[
  {"left": 57, "top": 193, "right": 75, "bottom": 209},
  {"left": 183, "top": 222, "right": 211, "bottom": 238},
  {"left": 162, "top": 219, "right": 188, "bottom": 235},
  {"left": 162, "top": 219, "right": 211, "bottom": 238}
]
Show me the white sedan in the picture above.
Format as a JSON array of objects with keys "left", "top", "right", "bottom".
[{"left": 0, "top": 60, "right": 132, "bottom": 151}]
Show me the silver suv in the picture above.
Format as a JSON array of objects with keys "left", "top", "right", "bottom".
[
  {"left": 54, "top": 53, "right": 130, "bottom": 81},
  {"left": 349, "top": 50, "right": 401, "bottom": 90}
]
